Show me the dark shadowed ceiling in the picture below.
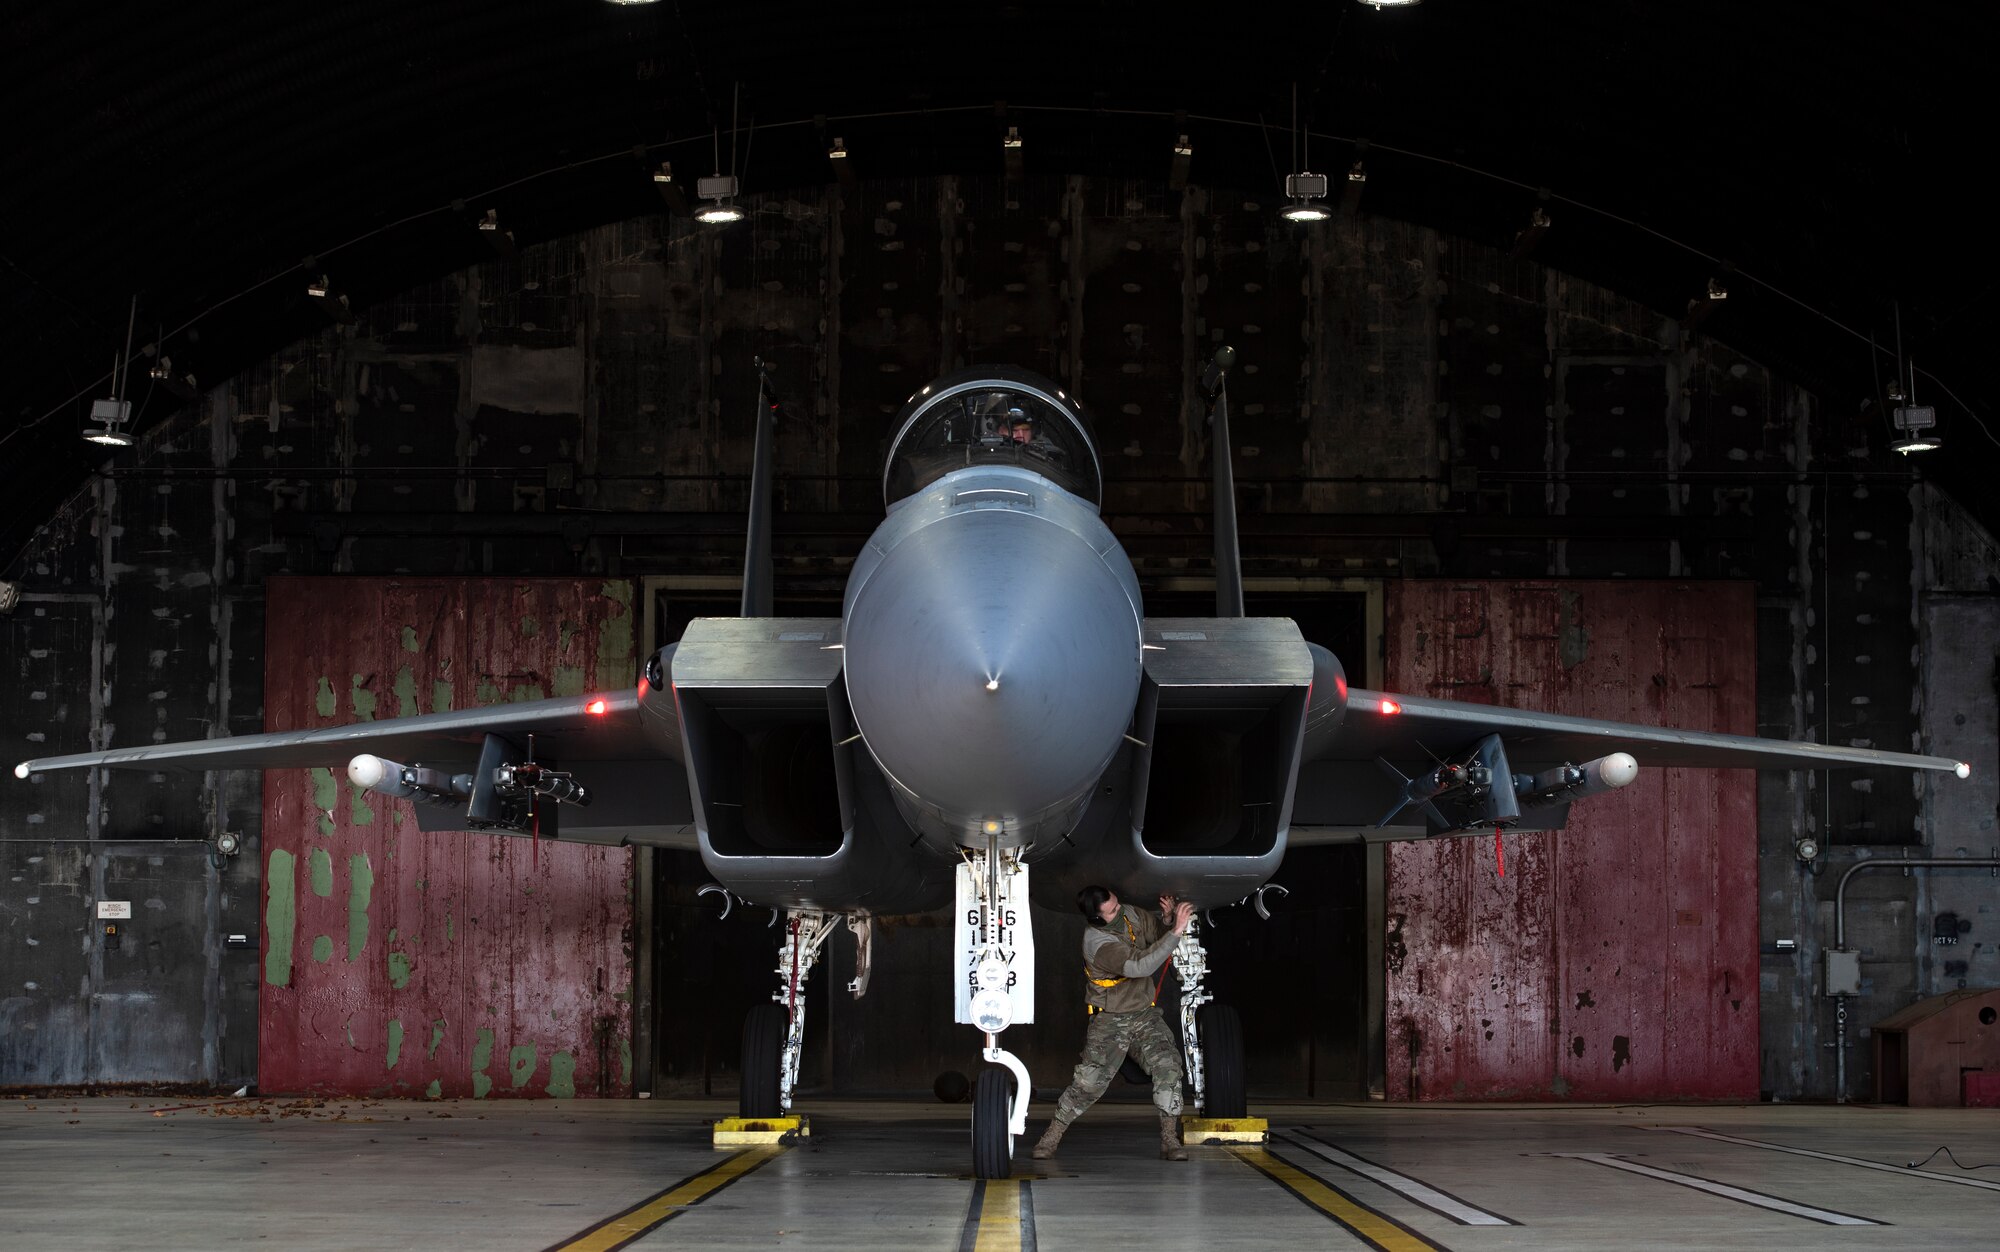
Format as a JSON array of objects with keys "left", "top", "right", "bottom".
[{"left": 3, "top": 1, "right": 1994, "bottom": 568}]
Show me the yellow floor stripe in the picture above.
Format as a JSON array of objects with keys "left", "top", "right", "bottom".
[
  {"left": 549, "top": 1147, "right": 783, "bottom": 1252},
  {"left": 1231, "top": 1147, "right": 1443, "bottom": 1252},
  {"left": 972, "top": 1179, "right": 1023, "bottom": 1252}
]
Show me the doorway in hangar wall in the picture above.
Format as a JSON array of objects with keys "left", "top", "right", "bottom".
[
  {"left": 1143, "top": 590, "right": 1374, "bottom": 1102},
  {"left": 641, "top": 586, "right": 1375, "bottom": 1102}
]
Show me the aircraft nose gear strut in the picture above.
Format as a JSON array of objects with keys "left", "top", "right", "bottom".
[{"left": 956, "top": 837, "right": 1034, "bottom": 1178}]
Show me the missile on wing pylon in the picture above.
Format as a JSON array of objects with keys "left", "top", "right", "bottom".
[
  {"left": 1514, "top": 752, "right": 1639, "bottom": 810},
  {"left": 346, "top": 754, "right": 473, "bottom": 808}
]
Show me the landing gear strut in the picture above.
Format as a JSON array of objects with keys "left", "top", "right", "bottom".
[
  {"left": 956, "top": 839, "right": 1034, "bottom": 1179},
  {"left": 739, "top": 909, "right": 839, "bottom": 1119},
  {"left": 1174, "top": 917, "right": 1246, "bottom": 1117}
]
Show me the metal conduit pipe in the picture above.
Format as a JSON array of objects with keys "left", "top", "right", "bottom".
[{"left": 1829, "top": 856, "right": 2000, "bottom": 1104}]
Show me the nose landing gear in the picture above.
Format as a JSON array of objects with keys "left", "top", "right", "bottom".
[{"left": 957, "top": 838, "right": 1034, "bottom": 1178}]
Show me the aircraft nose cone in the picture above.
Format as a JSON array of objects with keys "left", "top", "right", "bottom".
[{"left": 844, "top": 509, "right": 1141, "bottom": 831}]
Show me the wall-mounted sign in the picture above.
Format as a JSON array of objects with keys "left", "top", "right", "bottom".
[{"left": 95, "top": 900, "right": 132, "bottom": 920}]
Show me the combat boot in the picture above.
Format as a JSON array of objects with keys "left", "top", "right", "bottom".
[
  {"left": 1158, "top": 1112, "right": 1188, "bottom": 1161},
  {"left": 1030, "top": 1119, "right": 1067, "bottom": 1159}
]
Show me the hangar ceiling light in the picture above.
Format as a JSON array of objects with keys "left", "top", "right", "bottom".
[
  {"left": 1885, "top": 311, "right": 1941, "bottom": 454},
  {"left": 698, "top": 96, "right": 749, "bottom": 225},
  {"left": 1279, "top": 173, "right": 1332, "bottom": 222},
  {"left": 1278, "top": 86, "right": 1335, "bottom": 222},
  {"left": 83, "top": 299, "right": 139, "bottom": 447},
  {"left": 83, "top": 398, "right": 135, "bottom": 446},
  {"left": 695, "top": 174, "right": 745, "bottom": 224},
  {"left": 1891, "top": 378, "right": 1941, "bottom": 454}
]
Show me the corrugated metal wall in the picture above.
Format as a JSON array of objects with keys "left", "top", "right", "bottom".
[
  {"left": 258, "top": 577, "right": 635, "bottom": 1097},
  {"left": 1383, "top": 581, "right": 1759, "bottom": 1100}
]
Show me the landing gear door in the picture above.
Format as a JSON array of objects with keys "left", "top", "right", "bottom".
[{"left": 953, "top": 858, "right": 1035, "bottom": 1026}]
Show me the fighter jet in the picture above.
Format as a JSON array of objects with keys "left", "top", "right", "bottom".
[{"left": 14, "top": 353, "right": 1970, "bottom": 1178}]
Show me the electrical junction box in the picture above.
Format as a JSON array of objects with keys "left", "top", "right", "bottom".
[{"left": 1824, "top": 948, "right": 1863, "bottom": 997}]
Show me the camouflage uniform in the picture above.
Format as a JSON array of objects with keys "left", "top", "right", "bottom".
[{"left": 1052, "top": 904, "right": 1185, "bottom": 1123}]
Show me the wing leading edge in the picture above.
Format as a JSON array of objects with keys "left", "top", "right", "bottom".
[
  {"left": 13, "top": 689, "right": 697, "bottom": 848},
  {"left": 1291, "top": 686, "right": 1968, "bottom": 838},
  {"left": 1326, "top": 687, "right": 1970, "bottom": 776},
  {"left": 12, "top": 690, "right": 661, "bottom": 777}
]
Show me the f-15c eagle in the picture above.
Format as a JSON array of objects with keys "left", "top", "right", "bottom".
[{"left": 15, "top": 355, "right": 1969, "bottom": 1178}]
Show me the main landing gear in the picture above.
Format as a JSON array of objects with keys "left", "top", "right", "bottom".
[
  {"left": 1173, "top": 916, "right": 1246, "bottom": 1118},
  {"left": 957, "top": 839, "right": 1034, "bottom": 1179},
  {"left": 739, "top": 910, "right": 842, "bottom": 1119}
]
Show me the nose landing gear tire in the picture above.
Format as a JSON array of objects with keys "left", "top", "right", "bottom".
[
  {"left": 971, "top": 1065, "right": 1015, "bottom": 1179},
  {"left": 739, "top": 1002, "right": 787, "bottom": 1118},
  {"left": 1200, "top": 1003, "right": 1246, "bottom": 1118}
]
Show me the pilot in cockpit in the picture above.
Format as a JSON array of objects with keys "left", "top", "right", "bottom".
[{"left": 1008, "top": 412, "right": 1065, "bottom": 463}]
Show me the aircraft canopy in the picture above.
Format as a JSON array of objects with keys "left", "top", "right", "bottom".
[{"left": 883, "top": 370, "right": 1101, "bottom": 507}]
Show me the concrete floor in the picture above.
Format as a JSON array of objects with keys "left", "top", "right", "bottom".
[{"left": 2, "top": 1096, "right": 1997, "bottom": 1250}]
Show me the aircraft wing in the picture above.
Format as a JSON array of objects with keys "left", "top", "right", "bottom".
[
  {"left": 12, "top": 690, "right": 662, "bottom": 776},
  {"left": 12, "top": 689, "right": 695, "bottom": 849},
  {"left": 1290, "top": 685, "right": 1968, "bottom": 838},
  {"left": 1326, "top": 687, "right": 1968, "bottom": 774}
]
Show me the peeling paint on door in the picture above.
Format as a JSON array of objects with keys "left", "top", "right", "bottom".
[
  {"left": 392, "top": 666, "right": 418, "bottom": 716},
  {"left": 259, "top": 577, "right": 635, "bottom": 1098},
  {"left": 508, "top": 1044, "right": 538, "bottom": 1088},
  {"left": 264, "top": 849, "right": 296, "bottom": 986},
  {"left": 471, "top": 1028, "right": 494, "bottom": 1098},
  {"left": 1384, "top": 580, "right": 1758, "bottom": 1101},
  {"left": 347, "top": 854, "right": 372, "bottom": 961},
  {"left": 310, "top": 768, "right": 337, "bottom": 837},
  {"left": 547, "top": 1050, "right": 576, "bottom": 1098}
]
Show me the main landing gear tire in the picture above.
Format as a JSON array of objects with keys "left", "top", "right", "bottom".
[
  {"left": 971, "top": 1065, "right": 1014, "bottom": 1179},
  {"left": 739, "top": 1002, "right": 787, "bottom": 1118},
  {"left": 1200, "top": 1003, "right": 1247, "bottom": 1118}
]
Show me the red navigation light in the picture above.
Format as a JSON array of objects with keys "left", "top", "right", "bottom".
[
  {"left": 1379, "top": 698, "right": 1402, "bottom": 715},
  {"left": 585, "top": 698, "right": 609, "bottom": 715}
]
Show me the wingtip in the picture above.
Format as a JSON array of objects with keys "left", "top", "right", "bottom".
[
  {"left": 1956, "top": 762, "right": 1973, "bottom": 780},
  {"left": 12, "top": 761, "right": 30, "bottom": 780}
]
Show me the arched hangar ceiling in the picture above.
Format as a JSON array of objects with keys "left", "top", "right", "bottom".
[{"left": 3, "top": 1, "right": 1993, "bottom": 567}]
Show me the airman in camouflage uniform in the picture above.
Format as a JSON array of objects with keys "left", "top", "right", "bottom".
[{"left": 1031, "top": 886, "right": 1194, "bottom": 1161}]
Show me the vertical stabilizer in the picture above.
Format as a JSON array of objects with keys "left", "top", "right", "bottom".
[
  {"left": 741, "top": 357, "right": 777, "bottom": 617},
  {"left": 1203, "top": 346, "right": 1244, "bottom": 617}
]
